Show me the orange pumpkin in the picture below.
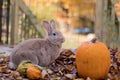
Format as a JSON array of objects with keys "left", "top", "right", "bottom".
[
  {"left": 26, "top": 66, "right": 42, "bottom": 79},
  {"left": 76, "top": 38, "right": 111, "bottom": 79}
]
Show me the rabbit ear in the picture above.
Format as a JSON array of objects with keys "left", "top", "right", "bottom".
[
  {"left": 50, "top": 20, "right": 56, "bottom": 30},
  {"left": 43, "top": 20, "right": 51, "bottom": 34}
]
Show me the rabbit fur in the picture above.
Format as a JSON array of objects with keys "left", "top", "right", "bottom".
[{"left": 9, "top": 20, "right": 65, "bottom": 69}]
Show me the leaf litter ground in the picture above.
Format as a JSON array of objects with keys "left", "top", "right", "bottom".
[{"left": 0, "top": 46, "right": 120, "bottom": 80}]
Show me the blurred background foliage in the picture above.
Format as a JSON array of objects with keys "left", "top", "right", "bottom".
[
  {"left": 24, "top": 0, "right": 95, "bottom": 32},
  {"left": 2, "top": 0, "right": 120, "bottom": 49}
]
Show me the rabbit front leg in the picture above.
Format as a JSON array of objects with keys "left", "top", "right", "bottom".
[
  {"left": 9, "top": 50, "right": 39, "bottom": 69},
  {"left": 37, "top": 48, "right": 52, "bottom": 66},
  {"left": 9, "top": 62, "right": 17, "bottom": 69}
]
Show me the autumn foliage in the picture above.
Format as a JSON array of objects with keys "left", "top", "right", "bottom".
[{"left": 0, "top": 47, "right": 120, "bottom": 79}]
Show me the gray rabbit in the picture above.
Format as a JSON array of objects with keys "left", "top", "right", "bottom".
[{"left": 9, "top": 20, "right": 65, "bottom": 69}]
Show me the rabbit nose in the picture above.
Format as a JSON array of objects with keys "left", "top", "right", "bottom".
[{"left": 61, "top": 38, "right": 65, "bottom": 43}]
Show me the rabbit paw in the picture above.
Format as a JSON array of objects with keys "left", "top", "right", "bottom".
[{"left": 9, "top": 62, "right": 17, "bottom": 69}]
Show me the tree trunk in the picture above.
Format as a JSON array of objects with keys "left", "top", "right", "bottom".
[
  {"left": 6, "top": 0, "right": 10, "bottom": 44},
  {"left": 95, "top": 0, "right": 103, "bottom": 40},
  {"left": 0, "top": 0, "right": 3, "bottom": 43},
  {"left": 95, "top": 0, "right": 119, "bottom": 48},
  {"left": 10, "top": 0, "right": 19, "bottom": 44}
]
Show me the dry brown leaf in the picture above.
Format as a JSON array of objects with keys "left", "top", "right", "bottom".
[{"left": 0, "top": 48, "right": 120, "bottom": 80}]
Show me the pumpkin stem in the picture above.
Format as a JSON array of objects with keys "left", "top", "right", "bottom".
[{"left": 90, "top": 37, "right": 97, "bottom": 43}]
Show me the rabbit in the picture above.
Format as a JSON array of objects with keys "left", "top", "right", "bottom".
[{"left": 9, "top": 20, "right": 65, "bottom": 69}]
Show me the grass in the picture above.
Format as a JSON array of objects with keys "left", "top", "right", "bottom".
[{"left": 62, "top": 32, "right": 88, "bottom": 49}]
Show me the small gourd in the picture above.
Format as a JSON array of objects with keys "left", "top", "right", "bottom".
[
  {"left": 26, "top": 66, "right": 42, "bottom": 79},
  {"left": 17, "top": 61, "right": 34, "bottom": 76}
]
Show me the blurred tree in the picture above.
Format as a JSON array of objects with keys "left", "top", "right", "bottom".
[
  {"left": 0, "top": 0, "right": 3, "bottom": 43},
  {"left": 6, "top": 0, "right": 10, "bottom": 44},
  {"left": 95, "top": 0, "right": 119, "bottom": 48},
  {"left": 56, "top": 0, "right": 95, "bottom": 28},
  {"left": 24, "top": 0, "right": 58, "bottom": 24}
]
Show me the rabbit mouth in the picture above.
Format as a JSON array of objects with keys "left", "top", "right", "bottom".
[
  {"left": 61, "top": 38, "right": 65, "bottom": 43},
  {"left": 57, "top": 39, "right": 65, "bottom": 44}
]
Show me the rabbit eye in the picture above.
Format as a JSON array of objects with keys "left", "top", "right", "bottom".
[{"left": 53, "top": 33, "right": 56, "bottom": 36}]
